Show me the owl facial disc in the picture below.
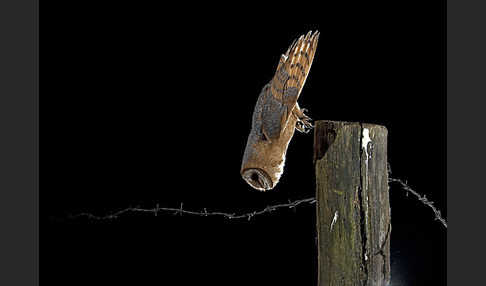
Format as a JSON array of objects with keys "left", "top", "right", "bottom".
[{"left": 241, "top": 168, "right": 273, "bottom": 191}]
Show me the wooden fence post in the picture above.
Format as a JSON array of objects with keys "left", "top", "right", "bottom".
[{"left": 314, "top": 121, "right": 391, "bottom": 286}]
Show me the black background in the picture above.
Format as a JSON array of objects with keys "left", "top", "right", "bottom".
[{"left": 42, "top": 2, "right": 446, "bottom": 285}]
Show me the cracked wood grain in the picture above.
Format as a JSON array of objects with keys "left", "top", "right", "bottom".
[{"left": 314, "top": 121, "right": 391, "bottom": 286}]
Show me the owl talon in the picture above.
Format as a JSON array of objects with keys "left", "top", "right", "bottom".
[{"left": 296, "top": 115, "right": 313, "bottom": 133}]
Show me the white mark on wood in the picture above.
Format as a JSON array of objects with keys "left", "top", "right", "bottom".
[
  {"left": 361, "top": 128, "right": 372, "bottom": 252},
  {"left": 362, "top": 128, "right": 372, "bottom": 164},
  {"left": 330, "top": 211, "right": 338, "bottom": 232}
]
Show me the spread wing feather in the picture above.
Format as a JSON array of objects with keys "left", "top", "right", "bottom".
[{"left": 263, "top": 30, "right": 319, "bottom": 139}]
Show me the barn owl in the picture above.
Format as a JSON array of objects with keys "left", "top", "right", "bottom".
[{"left": 241, "top": 30, "right": 320, "bottom": 191}]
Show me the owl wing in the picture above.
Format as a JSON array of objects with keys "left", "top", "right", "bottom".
[{"left": 262, "top": 30, "right": 320, "bottom": 140}]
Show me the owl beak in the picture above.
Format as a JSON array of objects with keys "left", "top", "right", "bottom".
[{"left": 241, "top": 168, "right": 273, "bottom": 191}]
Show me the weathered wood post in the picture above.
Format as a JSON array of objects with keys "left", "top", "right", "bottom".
[{"left": 314, "top": 121, "right": 391, "bottom": 286}]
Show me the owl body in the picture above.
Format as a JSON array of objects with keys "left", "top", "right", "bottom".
[
  {"left": 241, "top": 31, "right": 319, "bottom": 191},
  {"left": 241, "top": 84, "right": 299, "bottom": 190}
]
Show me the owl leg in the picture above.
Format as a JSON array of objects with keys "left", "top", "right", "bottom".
[{"left": 293, "top": 103, "right": 313, "bottom": 134}]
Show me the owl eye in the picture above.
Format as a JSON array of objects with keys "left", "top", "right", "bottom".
[{"left": 251, "top": 173, "right": 259, "bottom": 182}]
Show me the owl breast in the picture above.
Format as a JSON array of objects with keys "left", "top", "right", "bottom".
[{"left": 241, "top": 111, "right": 298, "bottom": 191}]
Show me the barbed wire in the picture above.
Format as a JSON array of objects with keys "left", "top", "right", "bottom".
[
  {"left": 388, "top": 177, "right": 447, "bottom": 229},
  {"left": 68, "top": 198, "right": 317, "bottom": 221},
  {"left": 387, "top": 163, "right": 447, "bottom": 229},
  {"left": 66, "top": 161, "right": 446, "bottom": 229},
  {"left": 68, "top": 176, "right": 446, "bottom": 229}
]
